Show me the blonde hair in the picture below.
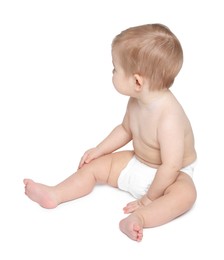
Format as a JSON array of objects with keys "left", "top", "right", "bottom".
[{"left": 112, "top": 24, "right": 183, "bottom": 90}]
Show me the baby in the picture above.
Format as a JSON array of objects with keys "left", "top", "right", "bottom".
[{"left": 24, "top": 23, "right": 197, "bottom": 242}]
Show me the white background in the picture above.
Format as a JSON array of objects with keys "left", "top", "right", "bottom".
[{"left": 0, "top": 0, "right": 223, "bottom": 259}]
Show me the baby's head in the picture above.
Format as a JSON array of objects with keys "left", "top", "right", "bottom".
[{"left": 112, "top": 24, "right": 183, "bottom": 90}]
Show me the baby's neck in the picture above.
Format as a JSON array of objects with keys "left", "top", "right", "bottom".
[{"left": 136, "top": 88, "right": 170, "bottom": 107}]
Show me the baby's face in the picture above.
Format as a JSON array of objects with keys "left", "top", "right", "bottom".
[{"left": 111, "top": 54, "right": 132, "bottom": 96}]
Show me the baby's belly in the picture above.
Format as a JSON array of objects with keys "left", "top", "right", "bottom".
[
  {"left": 133, "top": 144, "right": 162, "bottom": 168},
  {"left": 133, "top": 143, "right": 197, "bottom": 168}
]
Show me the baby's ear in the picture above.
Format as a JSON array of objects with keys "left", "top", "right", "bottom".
[{"left": 133, "top": 74, "right": 144, "bottom": 91}]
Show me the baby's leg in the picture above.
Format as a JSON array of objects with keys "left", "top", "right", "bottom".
[
  {"left": 119, "top": 173, "right": 197, "bottom": 241},
  {"left": 24, "top": 151, "right": 134, "bottom": 208},
  {"left": 24, "top": 179, "right": 60, "bottom": 209},
  {"left": 119, "top": 213, "right": 143, "bottom": 242}
]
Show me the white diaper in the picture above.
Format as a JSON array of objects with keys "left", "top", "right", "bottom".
[{"left": 117, "top": 156, "right": 196, "bottom": 199}]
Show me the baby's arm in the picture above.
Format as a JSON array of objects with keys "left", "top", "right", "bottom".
[
  {"left": 79, "top": 111, "right": 132, "bottom": 168},
  {"left": 124, "top": 116, "right": 185, "bottom": 213},
  {"left": 146, "top": 115, "right": 185, "bottom": 200}
]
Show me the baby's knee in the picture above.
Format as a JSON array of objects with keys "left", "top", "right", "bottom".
[
  {"left": 186, "top": 184, "right": 197, "bottom": 206},
  {"left": 177, "top": 182, "right": 197, "bottom": 210}
]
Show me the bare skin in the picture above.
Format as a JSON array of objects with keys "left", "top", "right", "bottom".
[
  {"left": 24, "top": 151, "right": 135, "bottom": 209},
  {"left": 23, "top": 151, "right": 196, "bottom": 242},
  {"left": 24, "top": 45, "right": 197, "bottom": 242}
]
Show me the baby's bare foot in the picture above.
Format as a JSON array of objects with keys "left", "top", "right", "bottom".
[
  {"left": 23, "top": 179, "right": 59, "bottom": 209},
  {"left": 119, "top": 214, "right": 143, "bottom": 242}
]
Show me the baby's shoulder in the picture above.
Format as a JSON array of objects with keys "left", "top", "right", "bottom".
[{"left": 163, "top": 92, "right": 185, "bottom": 113}]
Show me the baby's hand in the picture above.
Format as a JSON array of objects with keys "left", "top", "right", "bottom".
[
  {"left": 78, "top": 147, "right": 102, "bottom": 169},
  {"left": 123, "top": 195, "right": 152, "bottom": 214}
]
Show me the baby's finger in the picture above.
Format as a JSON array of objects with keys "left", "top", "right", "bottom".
[
  {"left": 126, "top": 201, "right": 136, "bottom": 207},
  {"left": 78, "top": 154, "right": 88, "bottom": 169},
  {"left": 123, "top": 203, "right": 139, "bottom": 214}
]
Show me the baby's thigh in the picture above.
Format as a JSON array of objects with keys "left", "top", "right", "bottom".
[{"left": 107, "top": 150, "right": 134, "bottom": 187}]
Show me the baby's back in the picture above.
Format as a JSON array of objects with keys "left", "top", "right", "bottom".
[{"left": 127, "top": 91, "right": 197, "bottom": 167}]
